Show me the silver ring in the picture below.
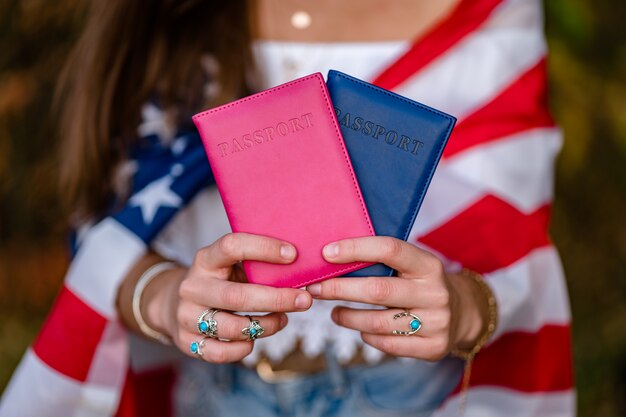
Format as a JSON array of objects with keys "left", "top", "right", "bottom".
[
  {"left": 190, "top": 338, "right": 207, "bottom": 357},
  {"left": 197, "top": 309, "right": 219, "bottom": 338},
  {"left": 241, "top": 315, "right": 264, "bottom": 341},
  {"left": 392, "top": 309, "right": 422, "bottom": 336}
]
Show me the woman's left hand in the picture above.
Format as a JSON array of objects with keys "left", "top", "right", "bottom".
[{"left": 306, "top": 236, "right": 487, "bottom": 361}]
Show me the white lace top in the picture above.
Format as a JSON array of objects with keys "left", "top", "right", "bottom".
[{"left": 152, "top": 40, "right": 410, "bottom": 365}]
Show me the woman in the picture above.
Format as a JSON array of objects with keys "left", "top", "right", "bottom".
[{"left": 0, "top": 0, "right": 574, "bottom": 416}]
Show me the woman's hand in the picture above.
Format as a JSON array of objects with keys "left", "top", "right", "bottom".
[
  {"left": 139, "top": 233, "right": 313, "bottom": 363},
  {"left": 306, "top": 237, "right": 489, "bottom": 361}
]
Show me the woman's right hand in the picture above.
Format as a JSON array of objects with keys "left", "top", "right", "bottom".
[{"left": 143, "top": 233, "right": 313, "bottom": 363}]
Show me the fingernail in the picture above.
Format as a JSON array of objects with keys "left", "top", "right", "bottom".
[
  {"left": 307, "top": 283, "right": 321, "bottom": 297},
  {"left": 280, "top": 314, "right": 288, "bottom": 328},
  {"left": 295, "top": 293, "right": 310, "bottom": 310},
  {"left": 280, "top": 245, "right": 295, "bottom": 260},
  {"left": 323, "top": 243, "right": 339, "bottom": 259}
]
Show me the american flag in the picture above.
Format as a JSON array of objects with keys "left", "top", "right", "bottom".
[{"left": 0, "top": 0, "right": 574, "bottom": 415}]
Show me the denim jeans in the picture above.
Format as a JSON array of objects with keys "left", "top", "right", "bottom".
[{"left": 174, "top": 350, "right": 462, "bottom": 417}]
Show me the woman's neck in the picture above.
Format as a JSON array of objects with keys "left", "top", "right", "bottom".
[{"left": 250, "top": 0, "right": 461, "bottom": 43}]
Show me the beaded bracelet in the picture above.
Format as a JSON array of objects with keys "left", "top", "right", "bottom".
[
  {"left": 131, "top": 261, "right": 177, "bottom": 345},
  {"left": 451, "top": 269, "right": 498, "bottom": 414}
]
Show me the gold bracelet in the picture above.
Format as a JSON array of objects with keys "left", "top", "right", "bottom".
[
  {"left": 131, "top": 261, "right": 177, "bottom": 345},
  {"left": 450, "top": 269, "right": 498, "bottom": 415}
]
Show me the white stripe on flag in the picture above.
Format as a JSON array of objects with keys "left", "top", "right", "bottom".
[
  {"left": 65, "top": 218, "right": 146, "bottom": 319},
  {"left": 410, "top": 128, "right": 562, "bottom": 239},
  {"left": 87, "top": 321, "right": 129, "bottom": 389},
  {"left": 445, "top": 127, "right": 563, "bottom": 213},
  {"left": 409, "top": 165, "right": 486, "bottom": 239},
  {"left": 396, "top": 0, "right": 546, "bottom": 120},
  {"left": 486, "top": 246, "right": 571, "bottom": 340},
  {"left": 0, "top": 349, "right": 118, "bottom": 417},
  {"left": 434, "top": 386, "right": 575, "bottom": 417}
]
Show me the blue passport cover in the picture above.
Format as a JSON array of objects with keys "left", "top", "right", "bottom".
[{"left": 327, "top": 70, "right": 456, "bottom": 277}]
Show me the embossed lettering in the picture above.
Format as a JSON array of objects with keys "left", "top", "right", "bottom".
[
  {"left": 397, "top": 135, "right": 411, "bottom": 151},
  {"left": 332, "top": 106, "right": 426, "bottom": 157},
  {"left": 217, "top": 142, "right": 229, "bottom": 157},
  {"left": 302, "top": 112, "right": 314, "bottom": 127},
  {"left": 373, "top": 125, "right": 386, "bottom": 140},
  {"left": 339, "top": 113, "right": 351, "bottom": 128},
  {"left": 216, "top": 112, "right": 316, "bottom": 157},
  {"left": 277, "top": 122, "right": 289, "bottom": 136},
  {"left": 289, "top": 118, "right": 304, "bottom": 131},
  {"left": 263, "top": 126, "right": 275, "bottom": 141},
  {"left": 253, "top": 130, "right": 265, "bottom": 144},
  {"left": 362, "top": 121, "right": 374, "bottom": 135},
  {"left": 411, "top": 140, "right": 424, "bottom": 155},
  {"left": 385, "top": 130, "right": 398, "bottom": 145},
  {"left": 242, "top": 134, "right": 253, "bottom": 148},
  {"left": 232, "top": 138, "right": 244, "bottom": 153}
]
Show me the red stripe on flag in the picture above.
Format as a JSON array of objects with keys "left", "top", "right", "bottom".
[
  {"left": 115, "top": 367, "right": 175, "bottom": 417},
  {"left": 115, "top": 370, "right": 137, "bottom": 417},
  {"left": 418, "top": 195, "right": 551, "bottom": 273},
  {"left": 471, "top": 325, "right": 574, "bottom": 392},
  {"left": 372, "top": 0, "right": 503, "bottom": 90},
  {"left": 33, "top": 286, "right": 106, "bottom": 382},
  {"left": 443, "top": 59, "right": 555, "bottom": 158}
]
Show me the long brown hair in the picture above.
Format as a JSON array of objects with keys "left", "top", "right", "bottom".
[{"left": 56, "top": 0, "right": 251, "bottom": 221}]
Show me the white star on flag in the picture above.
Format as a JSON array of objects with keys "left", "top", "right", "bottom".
[
  {"left": 171, "top": 137, "right": 188, "bottom": 156},
  {"left": 129, "top": 175, "right": 182, "bottom": 224},
  {"left": 137, "top": 103, "right": 176, "bottom": 145}
]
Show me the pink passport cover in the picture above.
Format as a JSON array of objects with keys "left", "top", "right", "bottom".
[{"left": 193, "top": 73, "right": 374, "bottom": 288}]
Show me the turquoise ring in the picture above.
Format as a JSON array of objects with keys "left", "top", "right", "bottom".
[
  {"left": 197, "top": 309, "right": 219, "bottom": 338},
  {"left": 241, "top": 316, "right": 264, "bottom": 341},
  {"left": 392, "top": 309, "right": 422, "bottom": 336},
  {"left": 190, "top": 338, "right": 207, "bottom": 357}
]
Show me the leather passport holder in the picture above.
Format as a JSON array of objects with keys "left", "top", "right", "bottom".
[
  {"left": 193, "top": 73, "right": 374, "bottom": 288},
  {"left": 326, "top": 70, "right": 456, "bottom": 277}
]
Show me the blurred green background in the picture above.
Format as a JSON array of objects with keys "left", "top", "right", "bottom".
[{"left": 0, "top": 1, "right": 625, "bottom": 415}]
